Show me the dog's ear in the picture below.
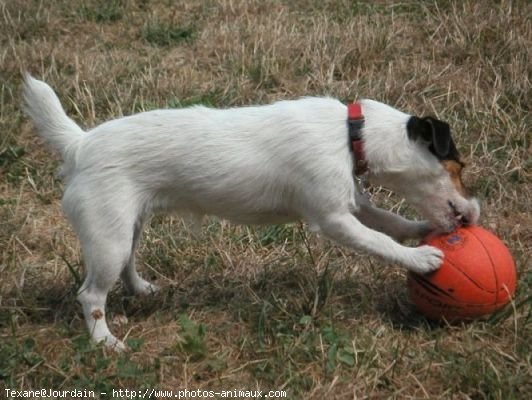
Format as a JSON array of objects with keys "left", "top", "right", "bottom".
[{"left": 407, "top": 116, "right": 451, "bottom": 159}]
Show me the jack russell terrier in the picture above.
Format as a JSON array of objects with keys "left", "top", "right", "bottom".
[{"left": 23, "top": 74, "right": 479, "bottom": 350}]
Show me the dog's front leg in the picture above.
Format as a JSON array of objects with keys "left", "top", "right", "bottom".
[
  {"left": 317, "top": 212, "right": 442, "bottom": 274},
  {"left": 353, "top": 194, "right": 432, "bottom": 242}
]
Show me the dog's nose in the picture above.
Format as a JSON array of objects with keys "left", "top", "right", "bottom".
[{"left": 458, "top": 214, "right": 469, "bottom": 225}]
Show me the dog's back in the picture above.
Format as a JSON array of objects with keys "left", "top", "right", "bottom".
[{"left": 24, "top": 76, "right": 354, "bottom": 223}]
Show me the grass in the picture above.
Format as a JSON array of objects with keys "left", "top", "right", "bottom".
[
  {"left": 77, "top": 0, "right": 125, "bottom": 23},
  {"left": 0, "top": 0, "right": 531, "bottom": 398},
  {"left": 142, "top": 18, "right": 196, "bottom": 47}
]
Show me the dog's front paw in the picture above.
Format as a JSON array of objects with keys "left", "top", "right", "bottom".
[{"left": 406, "top": 245, "right": 444, "bottom": 274}]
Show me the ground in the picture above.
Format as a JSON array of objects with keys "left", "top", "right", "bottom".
[{"left": 0, "top": 1, "right": 530, "bottom": 399}]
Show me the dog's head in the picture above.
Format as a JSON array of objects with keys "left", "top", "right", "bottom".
[
  {"left": 403, "top": 116, "right": 479, "bottom": 232},
  {"left": 361, "top": 101, "right": 480, "bottom": 233}
]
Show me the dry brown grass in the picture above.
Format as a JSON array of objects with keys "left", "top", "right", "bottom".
[{"left": 1, "top": 0, "right": 531, "bottom": 399}]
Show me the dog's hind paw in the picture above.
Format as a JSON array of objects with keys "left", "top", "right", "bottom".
[
  {"left": 134, "top": 280, "right": 160, "bottom": 295},
  {"left": 92, "top": 334, "right": 128, "bottom": 352},
  {"left": 125, "top": 277, "right": 160, "bottom": 296},
  {"left": 406, "top": 245, "right": 444, "bottom": 274}
]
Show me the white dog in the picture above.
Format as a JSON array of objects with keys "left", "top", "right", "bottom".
[{"left": 23, "top": 75, "right": 479, "bottom": 350}]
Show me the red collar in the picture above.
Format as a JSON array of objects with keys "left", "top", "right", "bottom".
[{"left": 348, "top": 102, "right": 368, "bottom": 175}]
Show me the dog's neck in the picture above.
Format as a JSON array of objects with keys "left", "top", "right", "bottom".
[
  {"left": 347, "top": 102, "right": 368, "bottom": 175},
  {"left": 358, "top": 99, "right": 442, "bottom": 186}
]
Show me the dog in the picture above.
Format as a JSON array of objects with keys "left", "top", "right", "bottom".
[{"left": 23, "top": 74, "right": 479, "bottom": 350}]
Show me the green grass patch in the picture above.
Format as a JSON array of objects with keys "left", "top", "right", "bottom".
[
  {"left": 77, "top": 0, "right": 124, "bottom": 23},
  {"left": 142, "top": 19, "right": 195, "bottom": 47}
]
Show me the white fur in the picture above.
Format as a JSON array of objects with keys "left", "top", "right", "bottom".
[{"left": 23, "top": 75, "right": 479, "bottom": 350}]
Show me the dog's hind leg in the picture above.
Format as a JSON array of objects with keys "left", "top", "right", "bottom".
[
  {"left": 316, "top": 212, "right": 443, "bottom": 274},
  {"left": 76, "top": 235, "right": 132, "bottom": 350},
  {"left": 64, "top": 188, "right": 137, "bottom": 351},
  {"left": 120, "top": 217, "right": 160, "bottom": 295}
]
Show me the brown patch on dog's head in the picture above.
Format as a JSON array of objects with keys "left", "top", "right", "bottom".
[
  {"left": 91, "top": 309, "right": 104, "bottom": 320},
  {"left": 442, "top": 159, "right": 467, "bottom": 196}
]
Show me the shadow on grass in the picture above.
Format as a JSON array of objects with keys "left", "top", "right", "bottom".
[{"left": 4, "top": 259, "right": 442, "bottom": 341}]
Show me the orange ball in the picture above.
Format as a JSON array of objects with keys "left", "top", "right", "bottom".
[{"left": 407, "top": 225, "right": 517, "bottom": 321}]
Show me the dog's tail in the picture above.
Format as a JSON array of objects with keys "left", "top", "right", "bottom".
[{"left": 23, "top": 73, "right": 84, "bottom": 160}]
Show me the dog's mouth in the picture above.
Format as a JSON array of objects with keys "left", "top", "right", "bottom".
[{"left": 448, "top": 200, "right": 470, "bottom": 225}]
